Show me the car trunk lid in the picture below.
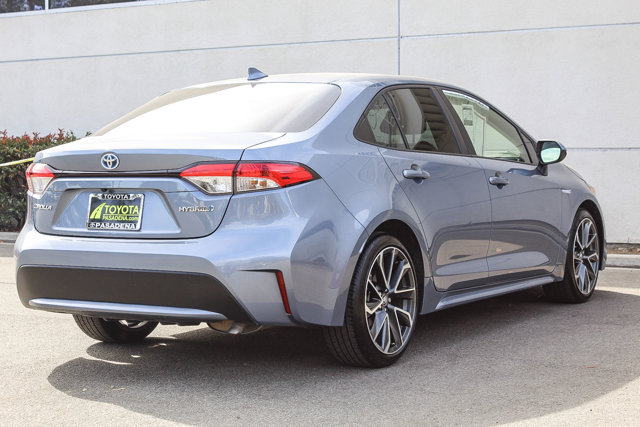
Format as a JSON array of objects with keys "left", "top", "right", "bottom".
[{"left": 31, "top": 132, "right": 284, "bottom": 239}]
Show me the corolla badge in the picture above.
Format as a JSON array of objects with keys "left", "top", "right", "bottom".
[{"left": 101, "top": 153, "right": 119, "bottom": 170}]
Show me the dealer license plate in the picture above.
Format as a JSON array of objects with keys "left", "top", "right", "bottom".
[{"left": 86, "top": 193, "right": 144, "bottom": 231}]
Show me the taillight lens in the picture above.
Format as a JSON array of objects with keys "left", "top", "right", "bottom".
[
  {"left": 26, "top": 163, "right": 55, "bottom": 196},
  {"left": 235, "top": 162, "right": 315, "bottom": 193},
  {"left": 179, "top": 162, "right": 316, "bottom": 194},
  {"left": 179, "top": 163, "right": 235, "bottom": 194}
]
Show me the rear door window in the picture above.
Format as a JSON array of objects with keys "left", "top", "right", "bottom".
[{"left": 384, "top": 88, "right": 461, "bottom": 154}]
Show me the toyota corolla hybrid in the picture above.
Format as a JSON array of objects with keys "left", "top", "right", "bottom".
[{"left": 15, "top": 71, "right": 605, "bottom": 367}]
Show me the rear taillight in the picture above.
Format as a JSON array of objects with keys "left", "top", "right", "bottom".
[
  {"left": 235, "top": 162, "right": 315, "bottom": 193},
  {"left": 26, "top": 163, "right": 55, "bottom": 196},
  {"left": 179, "top": 163, "right": 234, "bottom": 194},
  {"left": 179, "top": 162, "right": 316, "bottom": 195}
]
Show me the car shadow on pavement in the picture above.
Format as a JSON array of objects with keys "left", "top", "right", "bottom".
[{"left": 48, "top": 288, "right": 640, "bottom": 425}]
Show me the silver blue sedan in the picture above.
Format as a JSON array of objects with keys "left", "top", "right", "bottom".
[{"left": 16, "top": 71, "right": 605, "bottom": 367}]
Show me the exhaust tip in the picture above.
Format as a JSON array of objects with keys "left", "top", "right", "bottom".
[{"left": 207, "top": 320, "right": 262, "bottom": 335}]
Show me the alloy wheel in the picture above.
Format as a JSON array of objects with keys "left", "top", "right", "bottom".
[
  {"left": 365, "top": 246, "right": 416, "bottom": 355},
  {"left": 573, "top": 217, "right": 599, "bottom": 295}
]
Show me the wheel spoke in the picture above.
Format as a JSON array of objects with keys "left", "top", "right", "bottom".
[
  {"left": 581, "top": 221, "right": 591, "bottom": 249},
  {"left": 575, "top": 225, "right": 584, "bottom": 250},
  {"left": 584, "top": 268, "right": 592, "bottom": 293},
  {"left": 577, "top": 263, "right": 587, "bottom": 293},
  {"left": 366, "top": 301, "right": 382, "bottom": 315},
  {"left": 380, "top": 311, "right": 391, "bottom": 353},
  {"left": 376, "top": 252, "right": 389, "bottom": 290},
  {"left": 366, "top": 278, "right": 384, "bottom": 314},
  {"left": 390, "top": 304, "right": 413, "bottom": 329},
  {"left": 389, "top": 259, "right": 412, "bottom": 294},
  {"left": 388, "top": 308, "right": 403, "bottom": 349},
  {"left": 386, "top": 249, "right": 396, "bottom": 290},
  {"left": 370, "top": 310, "right": 387, "bottom": 341},
  {"left": 584, "top": 256, "right": 597, "bottom": 276},
  {"left": 367, "top": 277, "right": 382, "bottom": 296}
]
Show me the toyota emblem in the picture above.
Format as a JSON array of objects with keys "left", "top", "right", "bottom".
[{"left": 101, "top": 153, "right": 119, "bottom": 170}]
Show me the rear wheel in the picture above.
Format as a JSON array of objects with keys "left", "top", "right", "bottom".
[
  {"left": 324, "top": 235, "right": 418, "bottom": 368},
  {"left": 73, "top": 315, "right": 158, "bottom": 342},
  {"left": 544, "top": 209, "right": 600, "bottom": 303}
]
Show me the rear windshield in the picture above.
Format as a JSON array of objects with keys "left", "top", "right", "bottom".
[{"left": 95, "top": 82, "right": 341, "bottom": 137}]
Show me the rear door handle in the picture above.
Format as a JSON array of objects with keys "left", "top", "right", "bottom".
[{"left": 403, "top": 166, "right": 430, "bottom": 180}]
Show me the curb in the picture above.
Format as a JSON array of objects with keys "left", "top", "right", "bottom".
[
  {"left": 0, "top": 232, "right": 19, "bottom": 244},
  {"left": 606, "top": 254, "right": 640, "bottom": 269}
]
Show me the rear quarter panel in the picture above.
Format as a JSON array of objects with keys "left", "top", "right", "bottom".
[{"left": 242, "top": 84, "right": 430, "bottom": 323}]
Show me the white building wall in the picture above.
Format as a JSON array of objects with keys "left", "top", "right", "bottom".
[{"left": 0, "top": 0, "right": 638, "bottom": 242}]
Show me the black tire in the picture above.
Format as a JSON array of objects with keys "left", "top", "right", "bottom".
[
  {"left": 543, "top": 209, "right": 601, "bottom": 303},
  {"left": 73, "top": 315, "right": 158, "bottom": 343},
  {"left": 324, "top": 235, "right": 419, "bottom": 368}
]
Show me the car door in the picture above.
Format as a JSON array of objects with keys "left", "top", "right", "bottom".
[
  {"left": 440, "top": 89, "right": 563, "bottom": 283},
  {"left": 355, "top": 87, "right": 492, "bottom": 291}
]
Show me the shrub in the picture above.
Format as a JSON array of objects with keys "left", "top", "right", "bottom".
[{"left": 0, "top": 130, "right": 77, "bottom": 231}]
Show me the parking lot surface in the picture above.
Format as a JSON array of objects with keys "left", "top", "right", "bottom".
[{"left": 1, "top": 257, "right": 639, "bottom": 426}]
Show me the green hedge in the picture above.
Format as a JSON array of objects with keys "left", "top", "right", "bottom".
[{"left": 0, "top": 130, "right": 77, "bottom": 231}]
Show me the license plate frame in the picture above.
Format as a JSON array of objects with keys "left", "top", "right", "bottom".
[{"left": 86, "top": 193, "right": 144, "bottom": 231}]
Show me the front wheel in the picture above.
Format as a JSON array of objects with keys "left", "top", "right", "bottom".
[
  {"left": 73, "top": 315, "right": 158, "bottom": 342},
  {"left": 544, "top": 209, "right": 601, "bottom": 303},
  {"left": 324, "top": 235, "right": 419, "bottom": 368}
]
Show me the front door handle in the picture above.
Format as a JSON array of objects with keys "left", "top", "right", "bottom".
[
  {"left": 489, "top": 172, "right": 509, "bottom": 186},
  {"left": 403, "top": 165, "right": 430, "bottom": 180}
]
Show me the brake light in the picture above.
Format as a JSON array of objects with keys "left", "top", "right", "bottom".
[
  {"left": 235, "top": 162, "right": 315, "bottom": 193},
  {"left": 179, "top": 163, "right": 235, "bottom": 194},
  {"left": 26, "top": 163, "right": 55, "bottom": 196},
  {"left": 179, "top": 162, "right": 316, "bottom": 194}
]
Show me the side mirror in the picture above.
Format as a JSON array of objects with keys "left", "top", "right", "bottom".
[{"left": 536, "top": 140, "right": 566, "bottom": 175}]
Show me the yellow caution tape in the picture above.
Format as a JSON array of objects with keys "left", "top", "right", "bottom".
[{"left": 0, "top": 157, "right": 34, "bottom": 167}]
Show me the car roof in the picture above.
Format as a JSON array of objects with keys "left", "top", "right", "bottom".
[{"left": 186, "top": 72, "right": 463, "bottom": 91}]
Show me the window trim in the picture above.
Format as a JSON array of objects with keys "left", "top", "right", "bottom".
[
  {"left": 353, "top": 84, "right": 469, "bottom": 157},
  {"left": 436, "top": 86, "right": 536, "bottom": 166}
]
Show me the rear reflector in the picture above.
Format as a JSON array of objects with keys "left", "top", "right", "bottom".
[
  {"left": 26, "top": 163, "right": 55, "bottom": 196},
  {"left": 179, "top": 162, "right": 316, "bottom": 195},
  {"left": 275, "top": 271, "right": 291, "bottom": 315}
]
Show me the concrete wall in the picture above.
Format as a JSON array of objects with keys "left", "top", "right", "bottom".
[{"left": 1, "top": 0, "right": 638, "bottom": 242}]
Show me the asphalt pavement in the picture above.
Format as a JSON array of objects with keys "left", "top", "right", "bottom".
[{"left": 1, "top": 257, "right": 639, "bottom": 426}]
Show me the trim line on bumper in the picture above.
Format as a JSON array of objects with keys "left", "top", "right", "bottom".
[{"left": 29, "top": 298, "right": 228, "bottom": 322}]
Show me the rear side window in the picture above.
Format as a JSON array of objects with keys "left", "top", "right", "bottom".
[
  {"left": 354, "top": 96, "right": 406, "bottom": 150},
  {"left": 385, "top": 88, "right": 460, "bottom": 154},
  {"left": 443, "top": 90, "right": 531, "bottom": 163}
]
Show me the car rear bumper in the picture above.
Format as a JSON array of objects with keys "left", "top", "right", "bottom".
[
  {"left": 15, "top": 180, "right": 367, "bottom": 326},
  {"left": 17, "top": 265, "right": 252, "bottom": 323}
]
